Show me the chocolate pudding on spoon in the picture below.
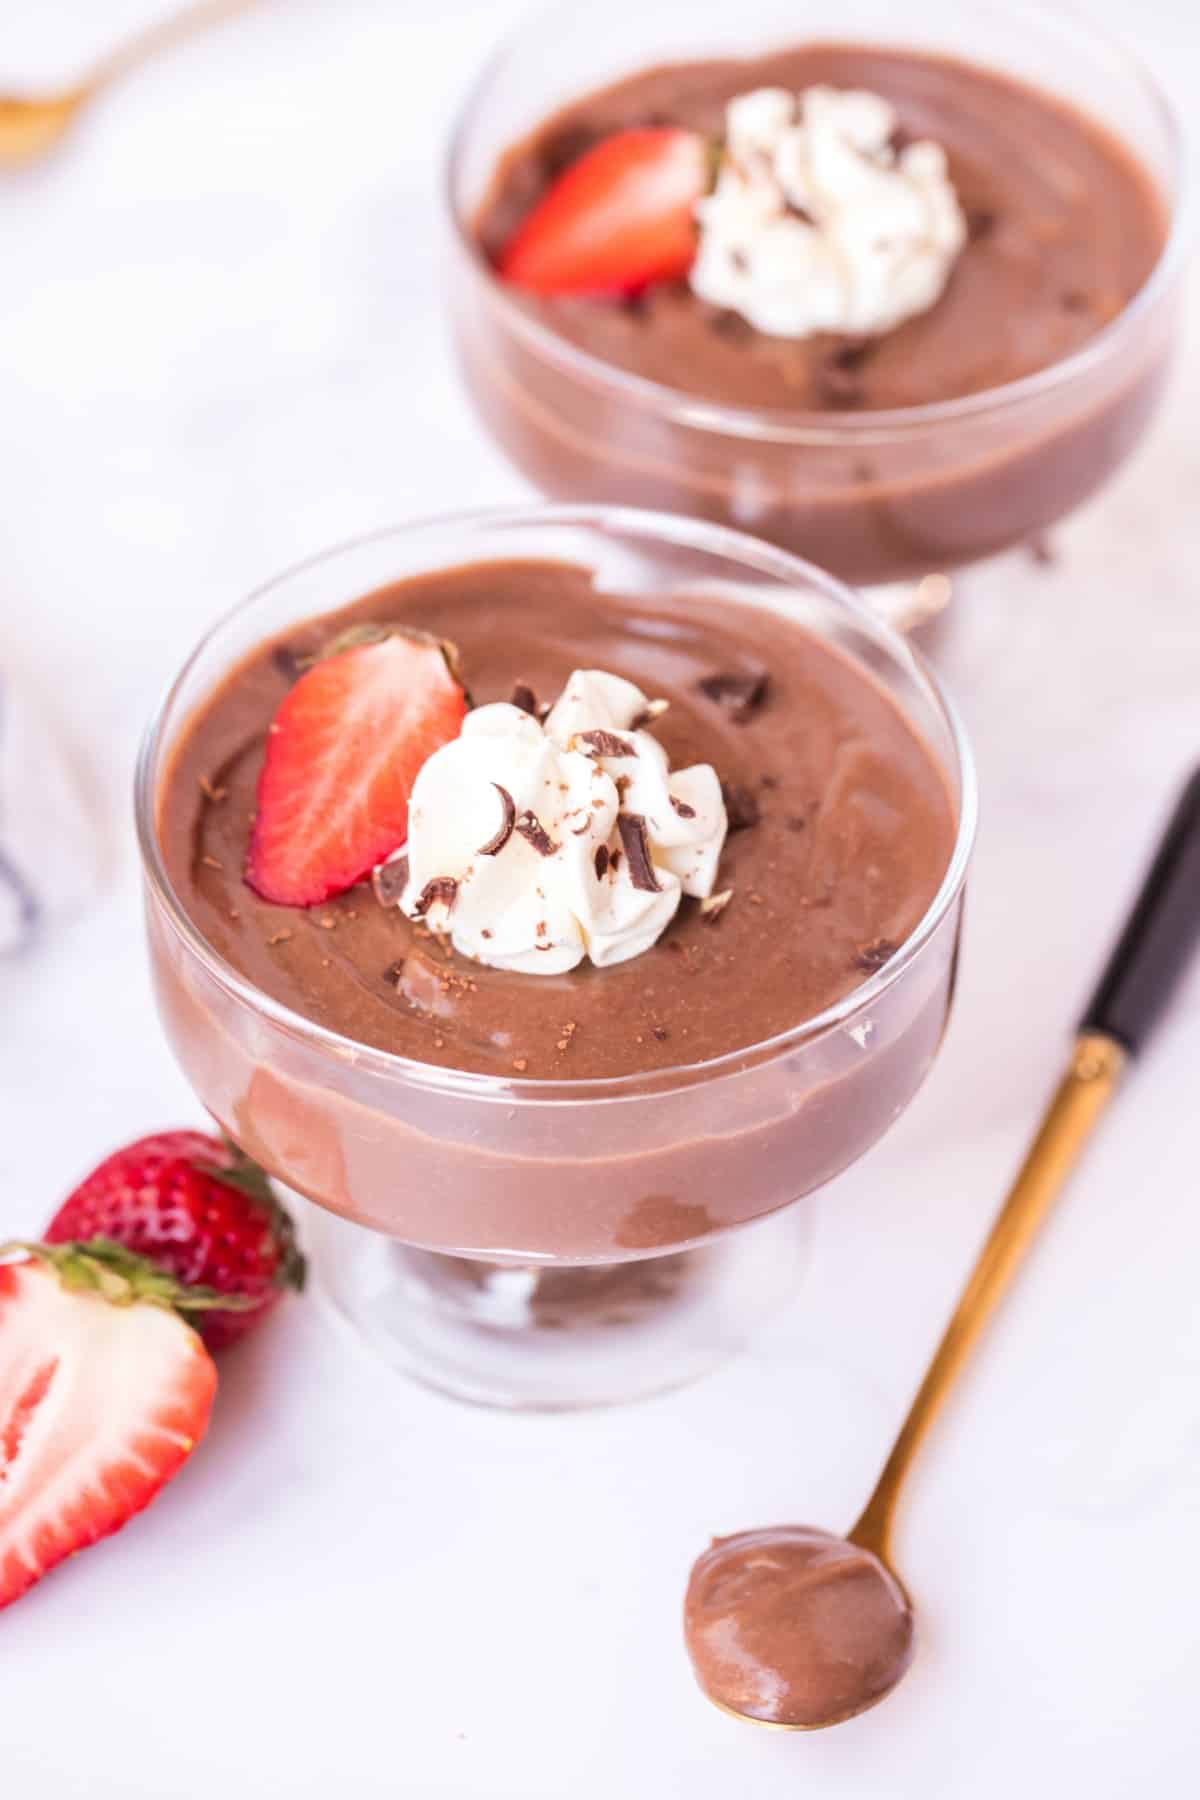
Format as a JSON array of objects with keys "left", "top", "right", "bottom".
[
  {"left": 140, "top": 509, "right": 974, "bottom": 1407},
  {"left": 449, "top": 0, "right": 1185, "bottom": 585}
]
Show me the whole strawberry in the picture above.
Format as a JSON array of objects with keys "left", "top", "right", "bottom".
[{"left": 45, "top": 1132, "right": 306, "bottom": 1349}]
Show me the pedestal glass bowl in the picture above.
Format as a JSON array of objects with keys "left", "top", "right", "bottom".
[
  {"left": 136, "top": 507, "right": 976, "bottom": 1407},
  {"left": 445, "top": 0, "right": 1187, "bottom": 588}
]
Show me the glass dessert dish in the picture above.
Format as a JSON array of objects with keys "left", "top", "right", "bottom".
[
  {"left": 136, "top": 507, "right": 975, "bottom": 1409},
  {"left": 445, "top": 0, "right": 1188, "bottom": 591}
]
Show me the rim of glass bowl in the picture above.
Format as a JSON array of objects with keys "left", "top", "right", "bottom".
[
  {"left": 444, "top": 0, "right": 1192, "bottom": 446},
  {"left": 135, "top": 504, "right": 977, "bottom": 1107}
]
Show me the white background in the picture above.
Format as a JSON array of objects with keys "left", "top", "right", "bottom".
[{"left": 2, "top": 2, "right": 1199, "bottom": 1794}]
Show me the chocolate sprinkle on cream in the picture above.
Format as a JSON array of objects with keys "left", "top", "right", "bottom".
[
  {"left": 515, "top": 810, "right": 558, "bottom": 857},
  {"left": 412, "top": 877, "right": 459, "bottom": 918},
  {"left": 477, "top": 783, "right": 517, "bottom": 856},
  {"left": 616, "top": 813, "right": 660, "bottom": 893},
  {"left": 576, "top": 729, "right": 638, "bottom": 759},
  {"left": 697, "top": 669, "right": 768, "bottom": 722},
  {"left": 372, "top": 853, "right": 410, "bottom": 907},
  {"left": 510, "top": 683, "right": 539, "bottom": 716},
  {"left": 594, "top": 845, "right": 610, "bottom": 880},
  {"left": 722, "top": 781, "right": 761, "bottom": 833},
  {"left": 670, "top": 796, "right": 697, "bottom": 820}
]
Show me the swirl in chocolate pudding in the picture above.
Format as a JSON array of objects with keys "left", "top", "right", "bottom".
[
  {"left": 159, "top": 558, "right": 955, "bottom": 1081},
  {"left": 684, "top": 1526, "right": 914, "bottom": 1727}
]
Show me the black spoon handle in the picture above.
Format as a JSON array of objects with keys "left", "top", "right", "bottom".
[{"left": 1079, "top": 765, "right": 1200, "bottom": 1055}]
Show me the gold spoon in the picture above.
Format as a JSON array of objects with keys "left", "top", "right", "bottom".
[
  {"left": 685, "top": 764, "right": 1200, "bottom": 1731},
  {"left": 0, "top": 0, "right": 261, "bottom": 166}
]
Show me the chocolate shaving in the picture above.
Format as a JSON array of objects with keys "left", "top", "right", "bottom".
[
  {"left": 594, "top": 845, "right": 610, "bottom": 880},
  {"left": 609, "top": 850, "right": 622, "bottom": 873},
  {"left": 372, "top": 853, "right": 409, "bottom": 907},
  {"left": 697, "top": 669, "right": 768, "bottom": 723},
  {"left": 832, "top": 340, "right": 874, "bottom": 373},
  {"left": 477, "top": 783, "right": 517, "bottom": 856},
  {"left": 700, "top": 889, "right": 734, "bottom": 923},
  {"left": 817, "top": 349, "right": 869, "bottom": 409},
  {"left": 576, "top": 729, "right": 638, "bottom": 759},
  {"left": 670, "top": 795, "right": 697, "bottom": 820},
  {"left": 271, "top": 644, "right": 303, "bottom": 682},
  {"left": 616, "top": 814, "right": 660, "bottom": 893},
  {"left": 515, "top": 810, "right": 558, "bottom": 857},
  {"left": 510, "top": 683, "right": 539, "bottom": 716},
  {"left": 721, "top": 781, "right": 760, "bottom": 833},
  {"left": 412, "top": 877, "right": 458, "bottom": 918},
  {"left": 540, "top": 123, "right": 601, "bottom": 181},
  {"left": 856, "top": 937, "right": 898, "bottom": 973},
  {"left": 784, "top": 196, "right": 816, "bottom": 226},
  {"left": 630, "top": 698, "right": 670, "bottom": 730},
  {"left": 887, "top": 124, "right": 916, "bottom": 157},
  {"left": 384, "top": 958, "right": 406, "bottom": 986}
]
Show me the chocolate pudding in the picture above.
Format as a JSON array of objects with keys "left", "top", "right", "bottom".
[
  {"left": 453, "top": 44, "right": 1177, "bottom": 583},
  {"left": 477, "top": 47, "right": 1165, "bottom": 411},
  {"left": 160, "top": 559, "right": 954, "bottom": 1081},
  {"left": 684, "top": 1526, "right": 914, "bottom": 1727},
  {"left": 146, "top": 539, "right": 969, "bottom": 1257}
]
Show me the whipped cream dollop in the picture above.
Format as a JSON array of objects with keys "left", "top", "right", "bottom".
[
  {"left": 690, "top": 86, "right": 966, "bottom": 340},
  {"left": 384, "top": 672, "right": 728, "bottom": 974}
]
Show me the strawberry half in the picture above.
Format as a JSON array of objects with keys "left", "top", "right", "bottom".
[
  {"left": 498, "top": 126, "right": 709, "bottom": 296},
  {"left": 45, "top": 1131, "right": 306, "bottom": 1351},
  {"left": 246, "top": 627, "right": 468, "bottom": 907},
  {"left": 0, "top": 1245, "right": 216, "bottom": 1611}
]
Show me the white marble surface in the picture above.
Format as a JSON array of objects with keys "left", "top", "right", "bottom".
[{"left": 2, "top": 2, "right": 1199, "bottom": 1793}]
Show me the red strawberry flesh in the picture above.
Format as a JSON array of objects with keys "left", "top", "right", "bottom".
[
  {"left": 0, "top": 1259, "right": 215, "bottom": 1610},
  {"left": 246, "top": 632, "right": 467, "bottom": 907},
  {"left": 499, "top": 127, "right": 708, "bottom": 296}
]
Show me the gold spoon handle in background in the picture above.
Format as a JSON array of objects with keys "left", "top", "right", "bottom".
[
  {"left": 850, "top": 764, "right": 1200, "bottom": 1563},
  {"left": 0, "top": 0, "right": 262, "bottom": 165}
]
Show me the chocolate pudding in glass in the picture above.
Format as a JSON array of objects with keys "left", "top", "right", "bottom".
[
  {"left": 446, "top": 0, "right": 1186, "bottom": 591},
  {"left": 137, "top": 508, "right": 975, "bottom": 1407}
]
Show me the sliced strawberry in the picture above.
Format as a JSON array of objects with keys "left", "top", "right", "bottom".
[
  {"left": 246, "top": 629, "right": 467, "bottom": 907},
  {"left": 0, "top": 1249, "right": 216, "bottom": 1611},
  {"left": 498, "top": 127, "right": 708, "bottom": 296}
]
